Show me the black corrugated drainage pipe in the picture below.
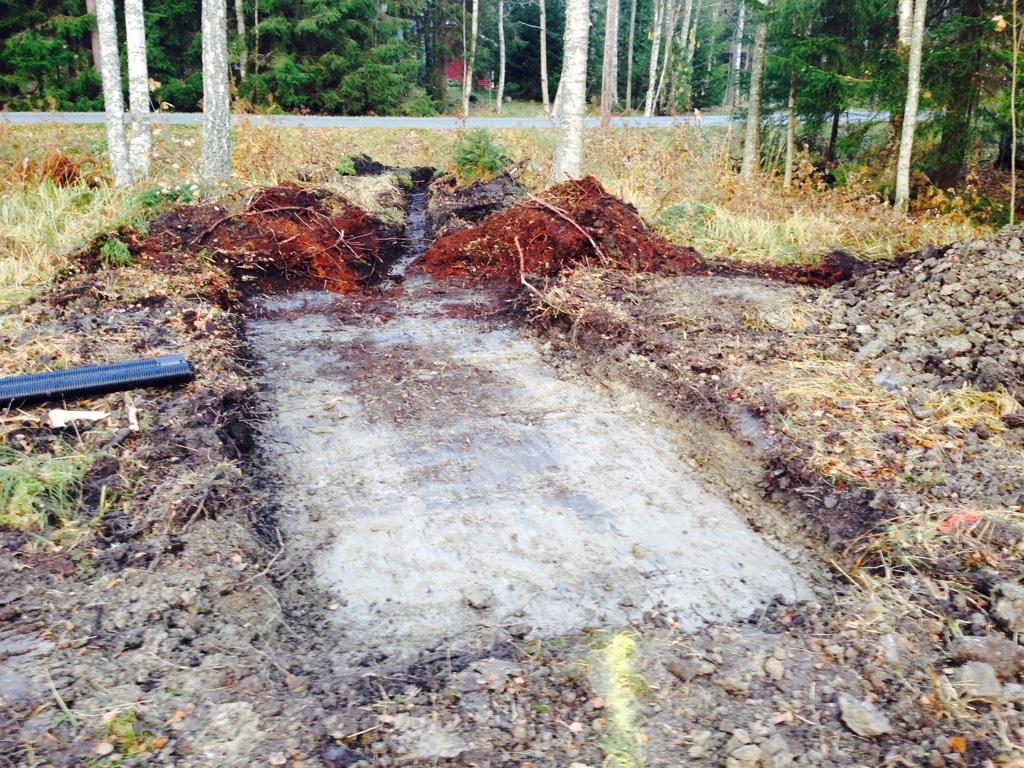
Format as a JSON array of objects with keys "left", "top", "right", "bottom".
[{"left": 0, "top": 354, "right": 194, "bottom": 409}]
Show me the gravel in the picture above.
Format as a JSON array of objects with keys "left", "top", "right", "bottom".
[{"left": 825, "top": 228, "right": 1024, "bottom": 399}]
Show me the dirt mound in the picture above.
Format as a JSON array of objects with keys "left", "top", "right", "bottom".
[
  {"left": 421, "top": 177, "right": 867, "bottom": 287},
  {"left": 427, "top": 168, "right": 526, "bottom": 237},
  {"left": 130, "top": 183, "right": 385, "bottom": 293},
  {"left": 826, "top": 228, "right": 1024, "bottom": 399}
]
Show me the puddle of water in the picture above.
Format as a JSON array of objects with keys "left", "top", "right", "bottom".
[{"left": 249, "top": 273, "right": 811, "bottom": 669}]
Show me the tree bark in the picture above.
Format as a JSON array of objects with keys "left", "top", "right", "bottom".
[
  {"left": 600, "top": 0, "right": 619, "bottom": 126},
  {"left": 202, "top": 0, "right": 232, "bottom": 178},
  {"left": 124, "top": 0, "right": 151, "bottom": 178},
  {"left": 655, "top": 0, "right": 679, "bottom": 110},
  {"left": 825, "top": 107, "right": 840, "bottom": 166},
  {"left": 540, "top": 0, "right": 551, "bottom": 115},
  {"left": 932, "top": 0, "right": 983, "bottom": 190},
  {"left": 783, "top": 77, "right": 796, "bottom": 188},
  {"left": 461, "top": 0, "right": 479, "bottom": 119},
  {"left": 497, "top": 0, "right": 506, "bottom": 113},
  {"left": 235, "top": 0, "right": 247, "bottom": 79},
  {"left": 95, "top": 0, "right": 132, "bottom": 187},
  {"left": 897, "top": 0, "right": 913, "bottom": 49},
  {"left": 625, "top": 0, "right": 637, "bottom": 110},
  {"left": 681, "top": 0, "right": 701, "bottom": 109},
  {"left": 550, "top": 0, "right": 590, "bottom": 183},
  {"left": 894, "top": 0, "right": 927, "bottom": 212},
  {"left": 643, "top": 0, "right": 664, "bottom": 116},
  {"left": 668, "top": 0, "right": 694, "bottom": 109},
  {"left": 723, "top": 3, "right": 744, "bottom": 110},
  {"left": 84, "top": 0, "right": 103, "bottom": 76},
  {"left": 740, "top": 21, "right": 768, "bottom": 178}
]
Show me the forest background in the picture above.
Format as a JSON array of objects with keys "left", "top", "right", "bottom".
[{"left": 2, "top": 0, "right": 1020, "bottom": 200}]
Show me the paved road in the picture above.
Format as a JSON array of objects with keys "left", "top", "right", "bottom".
[{"left": 1, "top": 110, "right": 887, "bottom": 129}]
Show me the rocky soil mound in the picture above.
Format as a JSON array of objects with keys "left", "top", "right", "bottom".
[{"left": 826, "top": 227, "right": 1024, "bottom": 400}]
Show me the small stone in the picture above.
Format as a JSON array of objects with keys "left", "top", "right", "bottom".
[
  {"left": 993, "top": 583, "right": 1024, "bottom": 634},
  {"left": 666, "top": 659, "right": 702, "bottom": 683},
  {"left": 463, "top": 587, "right": 493, "bottom": 610},
  {"left": 322, "top": 744, "right": 361, "bottom": 767},
  {"left": 715, "top": 671, "right": 750, "bottom": 695},
  {"left": 948, "top": 636, "right": 1024, "bottom": 680},
  {"left": 837, "top": 693, "right": 892, "bottom": 737},
  {"left": 726, "top": 744, "right": 763, "bottom": 767},
  {"left": 763, "top": 657, "right": 785, "bottom": 681},
  {"left": 951, "top": 661, "right": 1004, "bottom": 703}
]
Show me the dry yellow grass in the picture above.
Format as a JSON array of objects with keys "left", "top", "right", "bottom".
[{"left": 0, "top": 121, "right": 989, "bottom": 304}]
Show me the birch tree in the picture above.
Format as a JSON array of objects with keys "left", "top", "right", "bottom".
[
  {"left": 667, "top": 0, "right": 694, "bottom": 108},
  {"left": 600, "top": 0, "right": 619, "bottom": 126},
  {"left": 125, "top": 0, "right": 151, "bottom": 178},
  {"left": 462, "top": 0, "right": 480, "bottom": 119},
  {"left": 644, "top": 0, "right": 665, "bottom": 116},
  {"left": 894, "top": 0, "right": 926, "bottom": 211},
  {"left": 202, "top": 0, "right": 232, "bottom": 178},
  {"left": 550, "top": 0, "right": 590, "bottom": 182},
  {"left": 496, "top": 0, "right": 506, "bottom": 113},
  {"left": 654, "top": 0, "right": 679, "bottom": 110},
  {"left": 897, "top": 0, "right": 913, "bottom": 48},
  {"left": 740, "top": 20, "right": 768, "bottom": 177},
  {"left": 95, "top": 0, "right": 132, "bottom": 187},
  {"left": 235, "top": 0, "right": 247, "bottom": 79},
  {"left": 540, "top": 0, "right": 551, "bottom": 115},
  {"left": 625, "top": 0, "right": 637, "bottom": 109}
]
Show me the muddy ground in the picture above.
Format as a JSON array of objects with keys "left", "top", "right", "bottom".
[{"left": 2, "top": 170, "right": 1024, "bottom": 768}]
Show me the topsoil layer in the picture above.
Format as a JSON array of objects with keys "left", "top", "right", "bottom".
[
  {"left": 421, "top": 176, "right": 866, "bottom": 288},
  {"left": 106, "top": 183, "right": 393, "bottom": 294}
]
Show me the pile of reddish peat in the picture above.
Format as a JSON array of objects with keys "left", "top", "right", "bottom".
[
  {"left": 421, "top": 176, "right": 864, "bottom": 287},
  {"left": 123, "top": 183, "right": 385, "bottom": 293}
]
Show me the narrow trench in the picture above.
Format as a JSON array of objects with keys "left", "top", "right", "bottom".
[{"left": 245, "top": 178, "right": 811, "bottom": 672}]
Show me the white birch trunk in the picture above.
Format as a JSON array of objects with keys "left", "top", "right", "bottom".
[
  {"left": 497, "top": 0, "right": 506, "bottom": 113},
  {"left": 202, "top": 0, "right": 232, "bottom": 178},
  {"left": 125, "top": 0, "right": 151, "bottom": 178},
  {"left": 96, "top": 0, "right": 132, "bottom": 187},
  {"left": 668, "top": 0, "right": 694, "bottom": 107},
  {"left": 462, "top": 0, "right": 479, "bottom": 119},
  {"left": 897, "top": 0, "right": 913, "bottom": 49},
  {"left": 625, "top": 0, "right": 637, "bottom": 110},
  {"left": 643, "top": 0, "right": 664, "bottom": 117},
  {"left": 600, "top": 0, "right": 619, "bottom": 126},
  {"left": 235, "top": 0, "right": 247, "bottom": 79},
  {"left": 550, "top": 0, "right": 590, "bottom": 183},
  {"left": 654, "top": 0, "right": 678, "bottom": 110},
  {"left": 894, "top": 0, "right": 926, "bottom": 212},
  {"left": 783, "top": 79, "right": 795, "bottom": 188},
  {"left": 540, "top": 0, "right": 551, "bottom": 115},
  {"left": 740, "top": 21, "right": 767, "bottom": 178}
]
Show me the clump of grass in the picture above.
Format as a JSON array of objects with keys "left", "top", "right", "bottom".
[
  {"left": 99, "top": 236, "right": 133, "bottom": 268},
  {"left": 0, "top": 442, "right": 90, "bottom": 531},
  {"left": 923, "top": 386, "right": 1019, "bottom": 433},
  {"left": 335, "top": 155, "right": 357, "bottom": 177},
  {"left": 595, "top": 632, "right": 644, "bottom": 768}
]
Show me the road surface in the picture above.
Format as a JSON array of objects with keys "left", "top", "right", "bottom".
[{"left": 2, "top": 110, "right": 887, "bottom": 129}]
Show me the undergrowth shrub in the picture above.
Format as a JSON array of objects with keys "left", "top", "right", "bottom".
[{"left": 451, "top": 129, "right": 512, "bottom": 182}]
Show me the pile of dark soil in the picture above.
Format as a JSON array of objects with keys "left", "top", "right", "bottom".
[
  {"left": 421, "top": 176, "right": 867, "bottom": 287},
  {"left": 826, "top": 228, "right": 1024, "bottom": 399},
  {"left": 426, "top": 168, "right": 526, "bottom": 237},
  {"left": 121, "top": 183, "right": 386, "bottom": 293}
]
